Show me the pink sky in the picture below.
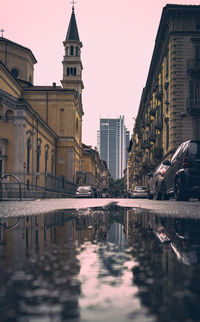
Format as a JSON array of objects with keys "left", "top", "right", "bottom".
[{"left": 1, "top": 0, "right": 200, "bottom": 147}]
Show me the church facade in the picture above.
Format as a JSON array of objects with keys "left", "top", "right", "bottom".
[{"left": 0, "top": 7, "right": 84, "bottom": 196}]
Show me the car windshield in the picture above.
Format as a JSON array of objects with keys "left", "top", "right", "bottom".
[
  {"left": 135, "top": 186, "right": 146, "bottom": 190},
  {"left": 77, "top": 186, "right": 91, "bottom": 192},
  {"left": 188, "top": 142, "right": 200, "bottom": 157}
]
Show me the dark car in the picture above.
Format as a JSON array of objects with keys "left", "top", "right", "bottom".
[
  {"left": 161, "top": 139, "right": 200, "bottom": 201},
  {"left": 148, "top": 161, "right": 170, "bottom": 200}
]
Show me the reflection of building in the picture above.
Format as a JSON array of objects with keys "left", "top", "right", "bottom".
[
  {"left": 107, "top": 221, "right": 127, "bottom": 249},
  {"left": 0, "top": 6, "right": 83, "bottom": 196},
  {"left": 128, "top": 4, "right": 200, "bottom": 188},
  {"left": 98, "top": 116, "right": 130, "bottom": 180}
]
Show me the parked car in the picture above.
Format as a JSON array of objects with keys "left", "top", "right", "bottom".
[
  {"left": 102, "top": 188, "right": 109, "bottom": 198},
  {"left": 132, "top": 186, "right": 148, "bottom": 198},
  {"left": 75, "top": 186, "right": 94, "bottom": 198},
  {"left": 148, "top": 161, "right": 170, "bottom": 200},
  {"left": 161, "top": 139, "right": 200, "bottom": 201}
]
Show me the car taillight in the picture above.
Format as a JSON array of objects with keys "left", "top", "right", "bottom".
[
  {"left": 182, "top": 157, "right": 190, "bottom": 168},
  {"left": 160, "top": 169, "right": 166, "bottom": 176}
]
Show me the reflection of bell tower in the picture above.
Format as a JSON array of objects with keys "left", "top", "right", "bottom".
[{"left": 61, "top": 6, "right": 84, "bottom": 94}]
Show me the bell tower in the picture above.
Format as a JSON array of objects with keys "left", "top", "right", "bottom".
[{"left": 61, "top": 5, "right": 84, "bottom": 94}]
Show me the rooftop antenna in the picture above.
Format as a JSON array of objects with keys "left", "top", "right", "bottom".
[{"left": 0, "top": 28, "right": 5, "bottom": 37}]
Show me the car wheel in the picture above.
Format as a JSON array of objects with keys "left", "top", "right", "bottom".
[
  {"left": 155, "top": 184, "right": 161, "bottom": 200},
  {"left": 161, "top": 183, "right": 169, "bottom": 200},
  {"left": 148, "top": 187, "right": 153, "bottom": 200},
  {"left": 174, "top": 178, "right": 189, "bottom": 201}
]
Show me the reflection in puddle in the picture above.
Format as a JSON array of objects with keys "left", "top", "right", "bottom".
[{"left": 0, "top": 207, "right": 200, "bottom": 321}]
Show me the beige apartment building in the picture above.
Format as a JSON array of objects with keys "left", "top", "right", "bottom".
[
  {"left": 0, "top": 7, "right": 84, "bottom": 197},
  {"left": 128, "top": 4, "right": 200, "bottom": 189},
  {"left": 76, "top": 144, "right": 111, "bottom": 193}
]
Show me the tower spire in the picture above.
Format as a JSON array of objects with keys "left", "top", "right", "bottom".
[
  {"left": 70, "top": 1, "right": 76, "bottom": 13},
  {"left": 66, "top": 1, "right": 80, "bottom": 41},
  {"left": 61, "top": 1, "right": 84, "bottom": 93}
]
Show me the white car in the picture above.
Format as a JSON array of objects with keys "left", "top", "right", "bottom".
[
  {"left": 75, "top": 186, "right": 94, "bottom": 198},
  {"left": 132, "top": 186, "right": 148, "bottom": 198}
]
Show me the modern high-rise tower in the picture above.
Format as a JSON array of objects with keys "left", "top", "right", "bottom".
[{"left": 97, "top": 116, "right": 130, "bottom": 180}]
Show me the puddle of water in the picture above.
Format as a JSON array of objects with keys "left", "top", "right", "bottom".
[{"left": 0, "top": 206, "right": 200, "bottom": 321}]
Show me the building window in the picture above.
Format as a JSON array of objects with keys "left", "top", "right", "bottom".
[
  {"left": 76, "top": 117, "right": 79, "bottom": 134},
  {"left": 11, "top": 69, "right": 19, "bottom": 79},
  {"left": 166, "top": 54, "right": 169, "bottom": 78},
  {"left": 165, "top": 118, "right": 169, "bottom": 149},
  {"left": 196, "top": 17, "right": 200, "bottom": 30},
  {"left": 51, "top": 151, "right": 55, "bottom": 175},
  {"left": 59, "top": 109, "right": 65, "bottom": 133},
  {"left": 70, "top": 46, "right": 74, "bottom": 55},
  {"left": 195, "top": 45, "right": 200, "bottom": 63},
  {"left": 0, "top": 151, "right": 2, "bottom": 178},
  {"left": 5, "top": 110, "right": 14, "bottom": 120},
  {"left": 195, "top": 120, "right": 200, "bottom": 139},
  {"left": 189, "top": 80, "right": 200, "bottom": 106},
  {"left": 76, "top": 47, "right": 79, "bottom": 56},
  {"left": 45, "top": 145, "right": 49, "bottom": 176},
  {"left": 66, "top": 67, "right": 77, "bottom": 76},
  {"left": 36, "top": 139, "right": 42, "bottom": 173},
  {"left": 27, "top": 137, "right": 31, "bottom": 174}
]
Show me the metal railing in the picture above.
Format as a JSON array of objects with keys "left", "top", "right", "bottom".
[{"left": 0, "top": 174, "right": 22, "bottom": 201}]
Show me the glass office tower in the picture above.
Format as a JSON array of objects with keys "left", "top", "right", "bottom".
[{"left": 98, "top": 116, "right": 130, "bottom": 180}]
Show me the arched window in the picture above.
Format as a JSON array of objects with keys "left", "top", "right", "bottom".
[
  {"left": 67, "top": 67, "right": 70, "bottom": 76},
  {"left": 70, "top": 46, "right": 74, "bottom": 56},
  {"left": 76, "top": 47, "right": 79, "bottom": 56},
  {"left": 11, "top": 68, "right": 19, "bottom": 79},
  {"left": 74, "top": 67, "right": 77, "bottom": 76},
  {"left": 5, "top": 110, "right": 14, "bottom": 119}
]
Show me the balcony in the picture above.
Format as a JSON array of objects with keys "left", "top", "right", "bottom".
[
  {"left": 155, "top": 118, "right": 163, "bottom": 131},
  {"left": 155, "top": 86, "right": 163, "bottom": 101},
  {"left": 149, "top": 128, "right": 157, "bottom": 143},
  {"left": 187, "top": 59, "right": 200, "bottom": 78},
  {"left": 141, "top": 140, "right": 152, "bottom": 150},
  {"left": 187, "top": 99, "right": 200, "bottom": 114},
  {"left": 145, "top": 119, "right": 151, "bottom": 127},
  {"left": 149, "top": 108, "right": 156, "bottom": 117}
]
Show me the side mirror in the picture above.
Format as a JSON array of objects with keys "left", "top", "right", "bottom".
[{"left": 163, "top": 160, "right": 171, "bottom": 166}]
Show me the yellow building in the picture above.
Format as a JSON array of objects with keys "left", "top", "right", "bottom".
[
  {"left": 76, "top": 144, "right": 111, "bottom": 194},
  {"left": 0, "top": 7, "right": 84, "bottom": 197},
  {"left": 128, "top": 4, "right": 200, "bottom": 188}
]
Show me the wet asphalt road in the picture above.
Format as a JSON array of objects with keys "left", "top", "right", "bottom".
[{"left": 0, "top": 197, "right": 200, "bottom": 218}]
